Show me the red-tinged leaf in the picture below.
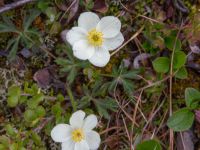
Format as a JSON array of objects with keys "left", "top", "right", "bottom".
[
  {"left": 195, "top": 110, "right": 200, "bottom": 124},
  {"left": 0, "top": 0, "right": 4, "bottom": 7},
  {"left": 60, "top": 29, "right": 69, "bottom": 42},
  {"left": 11, "top": 56, "right": 26, "bottom": 71},
  {"left": 67, "top": 0, "right": 79, "bottom": 23},
  {"left": 167, "top": 6, "right": 174, "bottom": 19},
  {"left": 33, "top": 68, "right": 52, "bottom": 88},
  {"left": 176, "top": 130, "right": 195, "bottom": 150},
  {"left": 55, "top": 1, "right": 68, "bottom": 11},
  {"left": 190, "top": 42, "right": 200, "bottom": 54},
  {"left": 133, "top": 53, "right": 151, "bottom": 69},
  {"left": 93, "top": 0, "right": 108, "bottom": 13}
]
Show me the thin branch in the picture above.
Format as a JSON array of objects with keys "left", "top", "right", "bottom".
[
  {"left": 0, "top": 0, "right": 36, "bottom": 14},
  {"left": 111, "top": 26, "right": 144, "bottom": 56},
  {"left": 169, "top": 22, "right": 183, "bottom": 150}
]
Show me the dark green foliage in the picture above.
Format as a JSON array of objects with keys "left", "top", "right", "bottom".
[{"left": 0, "top": 9, "right": 41, "bottom": 60}]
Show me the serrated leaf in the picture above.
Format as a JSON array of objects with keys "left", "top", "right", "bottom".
[
  {"left": 95, "top": 97, "right": 118, "bottom": 119},
  {"left": 8, "top": 37, "right": 20, "bottom": 60},
  {"left": 23, "top": 9, "right": 41, "bottom": 30}
]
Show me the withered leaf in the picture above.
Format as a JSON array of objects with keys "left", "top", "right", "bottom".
[
  {"left": 33, "top": 68, "right": 52, "bottom": 88},
  {"left": 93, "top": 0, "right": 108, "bottom": 13}
]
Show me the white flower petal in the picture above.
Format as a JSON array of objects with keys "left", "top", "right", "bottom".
[
  {"left": 85, "top": 131, "right": 101, "bottom": 149},
  {"left": 73, "top": 40, "right": 95, "bottom": 60},
  {"left": 62, "top": 139, "right": 75, "bottom": 150},
  {"left": 103, "top": 32, "right": 124, "bottom": 51},
  {"left": 66, "top": 27, "right": 87, "bottom": 46},
  {"left": 74, "top": 140, "right": 89, "bottom": 150},
  {"left": 51, "top": 124, "right": 72, "bottom": 143},
  {"left": 89, "top": 47, "right": 110, "bottom": 67},
  {"left": 70, "top": 110, "right": 86, "bottom": 129},
  {"left": 96, "top": 16, "right": 121, "bottom": 38},
  {"left": 78, "top": 12, "right": 100, "bottom": 31},
  {"left": 83, "top": 115, "right": 98, "bottom": 131}
]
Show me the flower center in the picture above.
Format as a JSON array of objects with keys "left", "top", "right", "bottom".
[
  {"left": 71, "top": 129, "right": 85, "bottom": 142},
  {"left": 87, "top": 29, "right": 103, "bottom": 46}
]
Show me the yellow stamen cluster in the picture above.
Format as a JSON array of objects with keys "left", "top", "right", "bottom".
[
  {"left": 87, "top": 29, "right": 103, "bottom": 46},
  {"left": 71, "top": 129, "right": 85, "bottom": 142}
]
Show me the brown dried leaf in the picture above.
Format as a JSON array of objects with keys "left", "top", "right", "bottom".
[
  {"left": 195, "top": 110, "right": 200, "bottom": 124},
  {"left": 55, "top": 1, "right": 68, "bottom": 11},
  {"left": 189, "top": 41, "right": 200, "bottom": 54},
  {"left": 0, "top": 0, "right": 4, "bottom": 7},
  {"left": 33, "top": 68, "right": 52, "bottom": 88},
  {"left": 93, "top": 0, "right": 108, "bottom": 13},
  {"left": 60, "top": 29, "right": 69, "bottom": 42},
  {"left": 11, "top": 56, "right": 26, "bottom": 70},
  {"left": 176, "top": 130, "right": 195, "bottom": 150},
  {"left": 67, "top": 0, "right": 79, "bottom": 23},
  {"left": 133, "top": 53, "right": 151, "bottom": 69}
]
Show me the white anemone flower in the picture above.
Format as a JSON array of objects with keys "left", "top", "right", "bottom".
[
  {"left": 51, "top": 110, "right": 101, "bottom": 150},
  {"left": 66, "top": 12, "right": 124, "bottom": 67}
]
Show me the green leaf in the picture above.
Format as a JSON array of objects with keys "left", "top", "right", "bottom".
[
  {"left": 68, "top": 67, "right": 77, "bottom": 84},
  {"left": 122, "top": 79, "right": 134, "bottom": 96},
  {"left": 32, "top": 132, "right": 42, "bottom": 145},
  {"left": 50, "top": 22, "right": 61, "bottom": 34},
  {"left": 0, "top": 135, "right": 10, "bottom": 146},
  {"left": 37, "top": 1, "right": 50, "bottom": 11},
  {"left": 27, "top": 94, "right": 44, "bottom": 109},
  {"left": 57, "top": 93, "right": 65, "bottom": 102},
  {"left": 67, "top": 87, "right": 77, "bottom": 111},
  {"left": 52, "top": 102, "right": 62, "bottom": 118},
  {"left": 165, "top": 36, "right": 181, "bottom": 51},
  {"left": 167, "top": 108, "right": 194, "bottom": 131},
  {"left": 95, "top": 97, "right": 118, "bottom": 119},
  {"left": 23, "top": 9, "right": 41, "bottom": 30},
  {"left": 175, "top": 67, "right": 188, "bottom": 79},
  {"left": 173, "top": 51, "right": 186, "bottom": 69},
  {"left": 5, "top": 124, "right": 16, "bottom": 136},
  {"left": 7, "top": 86, "right": 21, "bottom": 107},
  {"left": 153, "top": 57, "right": 170, "bottom": 73},
  {"left": 24, "top": 109, "right": 37, "bottom": 122},
  {"left": 0, "top": 16, "right": 17, "bottom": 33},
  {"left": 8, "top": 37, "right": 20, "bottom": 60},
  {"left": 185, "top": 88, "right": 200, "bottom": 109},
  {"left": 35, "top": 106, "right": 46, "bottom": 118},
  {"left": 136, "top": 140, "right": 162, "bottom": 150},
  {"left": 0, "top": 144, "right": 6, "bottom": 149},
  {"left": 121, "top": 70, "right": 140, "bottom": 79}
]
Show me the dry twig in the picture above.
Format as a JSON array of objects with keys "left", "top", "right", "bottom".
[{"left": 0, "top": 0, "right": 36, "bottom": 14}]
